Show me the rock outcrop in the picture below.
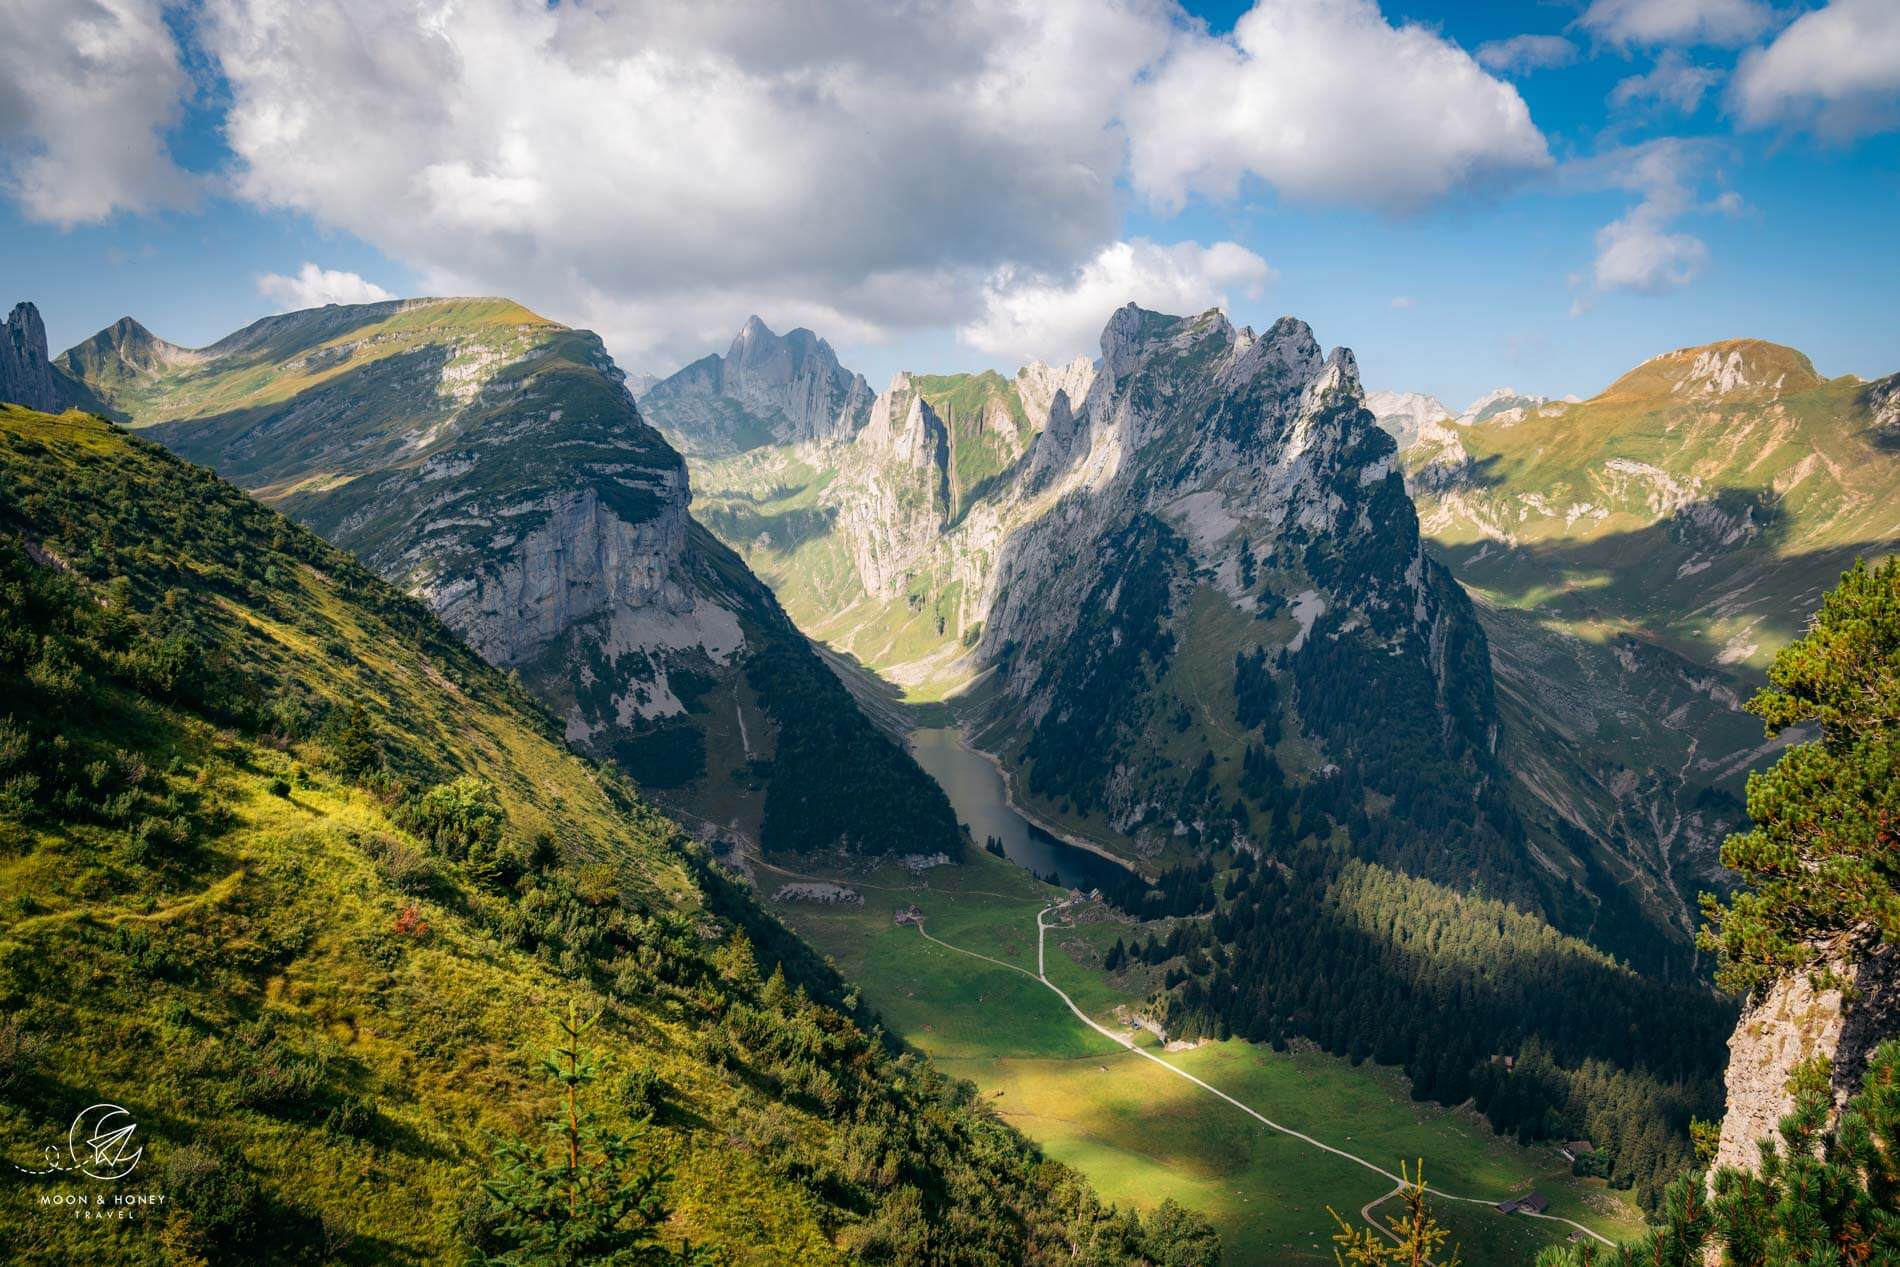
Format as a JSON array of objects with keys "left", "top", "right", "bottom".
[
  {"left": 1, "top": 302, "right": 60, "bottom": 412},
  {"left": 1711, "top": 942, "right": 1899, "bottom": 1175},
  {"left": 1, "top": 301, "right": 102, "bottom": 414}
]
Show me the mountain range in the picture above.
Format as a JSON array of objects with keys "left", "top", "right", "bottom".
[
  {"left": 41, "top": 298, "right": 958, "bottom": 861},
  {"left": 9, "top": 289, "right": 1897, "bottom": 1255},
  {"left": 1398, "top": 338, "right": 1900, "bottom": 954},
  {"left": 649, "top": 310, "right": 1900, "bottom": 978}
]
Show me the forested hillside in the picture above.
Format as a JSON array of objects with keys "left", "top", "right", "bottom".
[
  {"left": 1129, "top": 856, "right": 1731, "bottom": 1210},
  {"left": 0, "top": 404, "right": 1194, "bottom": 1265}
]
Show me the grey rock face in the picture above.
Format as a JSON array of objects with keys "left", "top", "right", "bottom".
[
  {"left": 1712, "top": 942, "right": 1898, "bottom": 1176},
  {"left": 2, "top": 302, "right": 61, "bottom": 412},
  {"left": 411, "top": 474, "right": 695, "bottom": 669},
  {"left": 1015, "top": 354, "right": 1095, "bottom": 429},
  {"left": 642, "top": 315, "right": 874, "bottom": 454}
]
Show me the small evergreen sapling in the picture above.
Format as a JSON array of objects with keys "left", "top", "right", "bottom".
[
  {"left": 483, "top": 1003, "right": 713, "bottom": 1265},
  {"left": 1327, "top": 1162, "right": 1461, "bottom": 1267}
]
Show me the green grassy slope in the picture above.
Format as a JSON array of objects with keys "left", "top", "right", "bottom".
[
  {"left": 0, "top": 406, "right": 1186, "bottom": 1265},
  {"left": 1405, "top": 342, "right": 1900, "bottom": 958}
]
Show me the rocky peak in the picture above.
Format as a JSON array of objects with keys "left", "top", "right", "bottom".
[
  {"left": 1024, "top": 388, "right": 1080, "bottom": 492},
  {"left": 1245, "top": 316, "right": 1323, "bottom": 383},
  {"left": 642, "top": 314, "right": 873, "bottom": 453},
  {"left": 1365, "top": 390, "right": 1452, "bottom": 449},
  {"left": 1307, "top": 346, "right": 1361, "bottom": 406},
  {"left": 4, "top": 301, "right": 105, "bottom": 415},
  {"left": 1098, "top": 302, "right": 1193, "bottom": 383},
  {"left": 1, "top": 302, "right": 59, "bottom": 412},
  {"left": 58, "top": 314, "right": 198, "bottom": 384},
  {"left": 864, "top": 371, "right": 950, "bottom": 489}
]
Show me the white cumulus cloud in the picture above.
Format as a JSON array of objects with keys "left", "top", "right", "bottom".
[
  {"left": 959, "top": 239, "right": 1274, "bottom": 366},
  {"left": 1125, "top": 0, "right": 1550, "bottom": 212},
  {"left": 1570, "top": 138, "right": 1723, "bottom": 297},
  {"left": 257, "top": 262, "right": 396, "bottom": 311},
  {"left": 0, "top": 0, "right": 195, "bottom": 225},
  {"left": 1732, "top": 0, "right": 1900, "bottom": 140},
  {"left": 196, "top": 0, "right": 1175, "bottom": 369},
  {"left": 2, "top": 0, "right": 1562, "bottom": 372},
  {"left": 1578, "top": 0, "right": 1773, "bottom": 47}
]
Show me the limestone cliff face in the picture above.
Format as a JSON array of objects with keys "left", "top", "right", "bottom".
[
  {"left": 1712, "top": 942, "right": 1899, "bottom": 1175},
  {"left": 1, "top": 302, "right": 60, "bottom": 412},
  {"left": 64, "top": 297, "right": 745, "bottom": 769},
  {"left": 1014, "top": 354, "right": 1095, "bottom": 430},
  {"left": 641, "top": 315, "right": 874, "bottom": 455},
  {"left": 835, "top": 372, "right": 953, "bottom": 600},
  {"left": 59, "top": 294, "right": 962, "bottom": 855},
  {"left": 388, "top": 451, "right": 699, "bottom": 671},
  {"left": 1, "top": 301, "right": 103, "bottom": 414}
]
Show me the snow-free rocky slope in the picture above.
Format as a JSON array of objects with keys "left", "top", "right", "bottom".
[
  {"left": 1401, "top": 340, "right": 1900, "bottom": 959},
  {"left": 680, "top": 305, "right": 1661, "bottom": 944},
  {"left": 61, "top": 297, "right": 956, "bottom": 858}
]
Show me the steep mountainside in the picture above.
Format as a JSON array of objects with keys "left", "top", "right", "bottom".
[
  {"left": 676, "top": 309, "right": 1739, "bottom": 1204},
  {"left": 0, "top": 405, "right": 1174, "bottom": 1265},
  {"left": 1403, "top": 339, "right": 1900, "bottom": 955},
  {"left": 641, "top": 315, "right": 874, "bottom": 456},
  {"left": 1, "top": 301, "right": 106, "bottom": 416},
  {"left": 61, "top": 298, "right": 955, "bottom": 859},
  {"left": 685, "top": 307, "right": 1630, "bottom": 926}
]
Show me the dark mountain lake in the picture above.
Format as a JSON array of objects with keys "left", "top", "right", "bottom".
[{"left": 906, "top": 726, "right": 1132, "bottom": 893}]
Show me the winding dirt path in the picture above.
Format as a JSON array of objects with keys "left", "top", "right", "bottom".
[{"left": 914, "top": 900, "right": 1615, "bottom": 1250}]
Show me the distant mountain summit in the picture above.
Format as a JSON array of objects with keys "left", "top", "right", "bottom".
[
  {"left": 1364, "top": 389, "right": 1450, "bottom": 447},
  {"left": 1456, "top": 386, "right": 1560, "bottom": 426},
  {"left": 1365, "top": 386, "right": 1570, "bottom": 448},
  {"left": 641, "top": 315, "right": 874, "bottom": 454},
  {"left": 1603, "top": 338, "right": 1825, "bottom": 402},
  {"left": 56, "top": 314, "right": 201, "bottom": 410}
]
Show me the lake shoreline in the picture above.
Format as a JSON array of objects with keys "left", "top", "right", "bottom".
[{"left": 907, "top": 724, "right": 1148, "bottom": 882}]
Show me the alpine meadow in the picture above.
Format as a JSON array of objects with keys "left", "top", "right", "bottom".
[{"left": 1, "top": 1, "right": 1897, "bottom": 1265}]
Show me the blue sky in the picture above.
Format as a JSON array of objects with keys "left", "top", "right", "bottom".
[{"left": 1, "top": 0, "right": 1896, "bottom": 409}]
